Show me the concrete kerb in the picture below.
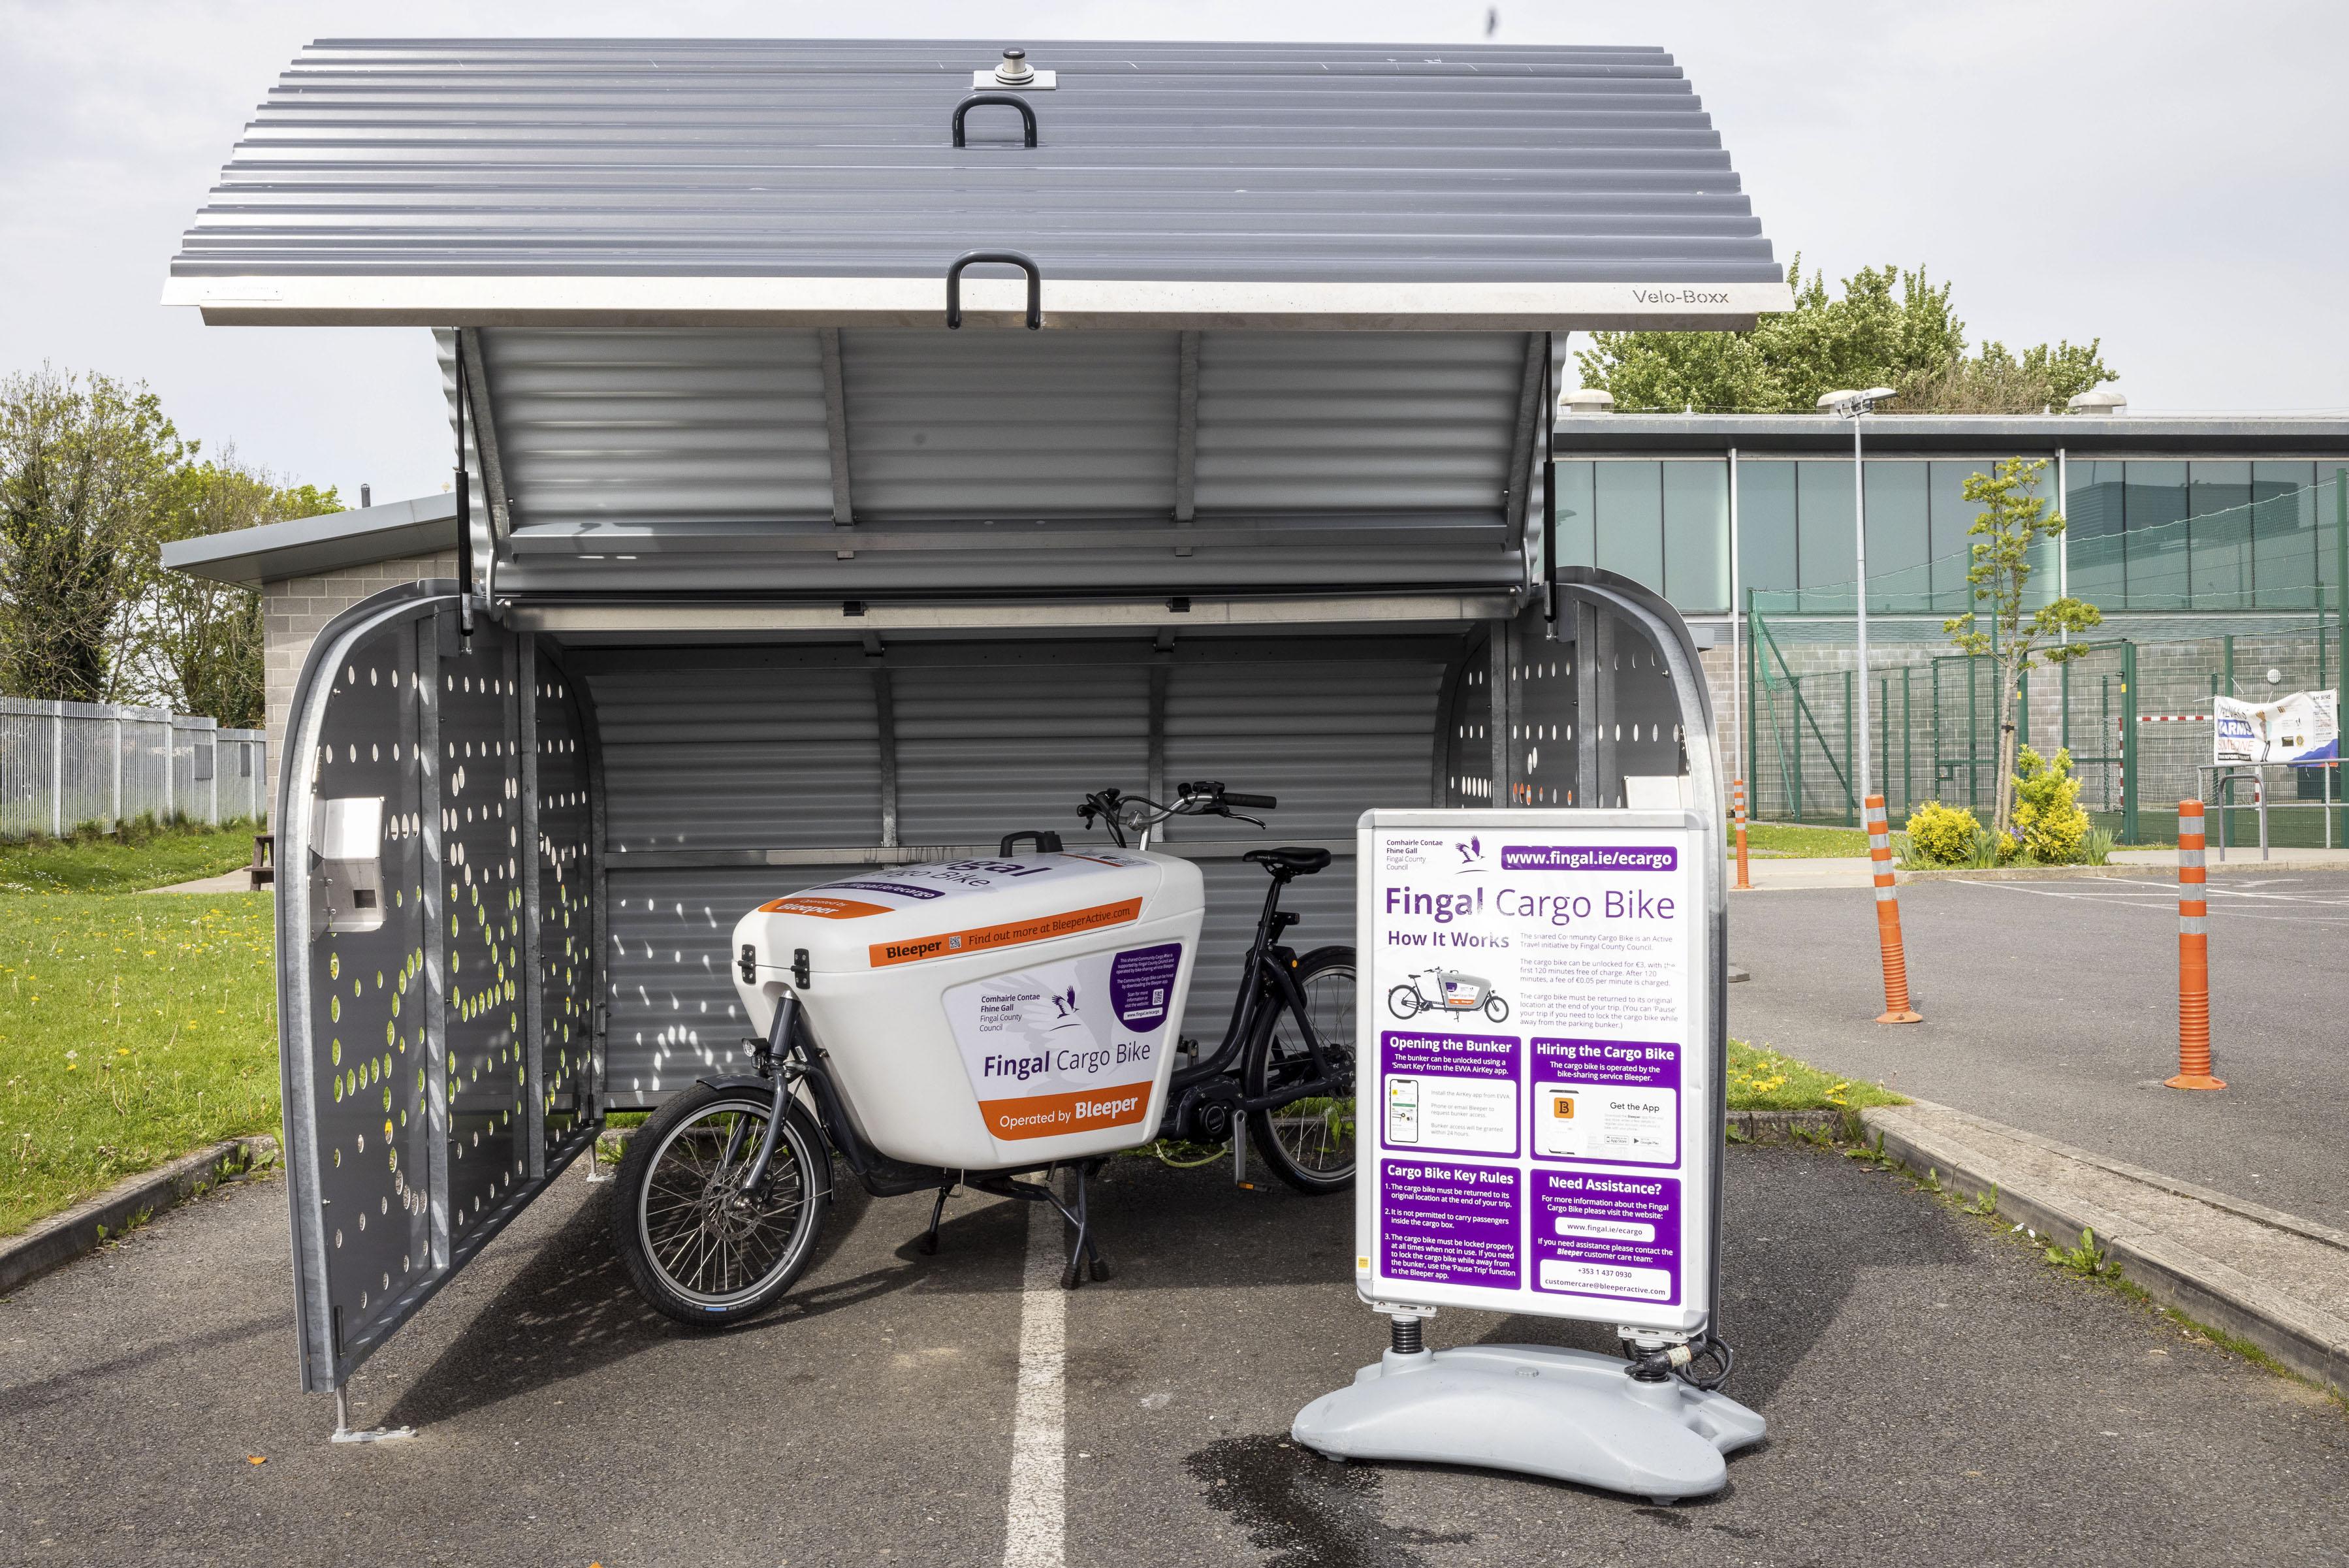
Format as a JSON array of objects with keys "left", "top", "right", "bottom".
[
  {"left": 0, "top": 1135, "right": 279, "bottom": 1296},
  {"left": 1859, "top": 1101, "right": 2349, "bottom": 1396}
]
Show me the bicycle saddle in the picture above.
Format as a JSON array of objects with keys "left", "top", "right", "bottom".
[{"left": 1245, "top": 846, "right": 1332, "bottom": 877}]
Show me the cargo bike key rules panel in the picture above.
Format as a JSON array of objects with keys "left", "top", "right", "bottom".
[{"left": 1294, "top": 803, "right": 1765, "bottom": 1499}]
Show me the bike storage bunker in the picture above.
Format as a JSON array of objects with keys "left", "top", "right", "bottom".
[{"left": 165, "top": 39, "right": 1789, "bottom": 1447}]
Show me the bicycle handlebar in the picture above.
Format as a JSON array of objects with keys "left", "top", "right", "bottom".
[{"left": 1076, "top": 780, "right": 1275, "bottom": 847}]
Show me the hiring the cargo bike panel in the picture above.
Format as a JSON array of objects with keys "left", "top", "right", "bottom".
[{"left": 609, "top": 782, "right": 1357, "bottom": 1324}]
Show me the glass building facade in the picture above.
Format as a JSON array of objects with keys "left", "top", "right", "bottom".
[{"left": 1552, "top": 451, "right": 2346, "bottom": 616}]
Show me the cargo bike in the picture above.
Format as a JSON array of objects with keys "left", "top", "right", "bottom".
[{"left": 611, "top": 782, "right": 1357, "bottom": 1322}]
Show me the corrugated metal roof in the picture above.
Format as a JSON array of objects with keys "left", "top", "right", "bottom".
[{"left": 165, "top": 38, "right": 1789, "bottom": 329}]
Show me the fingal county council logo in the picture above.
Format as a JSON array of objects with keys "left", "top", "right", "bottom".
[{"left": 1454, "top": 835, "right": 1485, "bottom": 871}]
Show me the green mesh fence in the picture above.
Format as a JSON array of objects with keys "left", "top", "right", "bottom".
[{"left": 1740, "top": 472, "right": 2349, "bottom": 847}]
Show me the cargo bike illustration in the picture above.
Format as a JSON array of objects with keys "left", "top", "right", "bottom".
[
  {"left": 611, "top": 782, "right": 1358, "bottom": 1323},
  {"left": 1384, "top": 968, "right": 1511, "bottom": 1023}
]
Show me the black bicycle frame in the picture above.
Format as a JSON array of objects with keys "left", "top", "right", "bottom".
[{"left": 1164, "top": 868, "right": 1350, "bottom": 1117}]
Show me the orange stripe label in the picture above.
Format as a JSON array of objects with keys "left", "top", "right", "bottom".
[
  {"left": 978, "top": 1081, "right": 1154, "bottom": 1141},
  {"left": 869, "top": 897, "right": 1143, "bottom": 968},
  {"left": 758, "top": 895, "right": 893, "bottom": 920}
]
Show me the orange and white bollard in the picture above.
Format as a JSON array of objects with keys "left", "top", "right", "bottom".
[
  {"left": 1865, "top": 794, "right": 1921, "bottom": 1024},
  {"left": 2168, "top": 800, "right": 2225, "bottom": 1091},
  {"left": 1732, "top": 778, "right": 1751, "bottom": 891}
]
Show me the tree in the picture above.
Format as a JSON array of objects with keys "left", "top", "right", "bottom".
[
  {"left": 126, "top": 453, "right": 340, "bottom": 728},
  {"left": 1575, "top": 257, "right": 2115, "bottom": 414},
  {"left": 0, "top": 368, "right": 189, "bottom": 701},
  {"left": 1943, "top": 457, "right": 2103, "bottom": 840}
]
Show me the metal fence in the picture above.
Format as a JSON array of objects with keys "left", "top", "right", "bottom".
[
  {"left": 0, "top": 697, "right": 268, "bottom": 839},
  {"left": 1744, "top": 609, "right": 2344, "bottom": 847},
  {"left": 1737, "top": 471, "right": 2349, "bottom": 848}
]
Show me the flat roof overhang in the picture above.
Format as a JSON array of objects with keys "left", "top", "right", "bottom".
[{"left": 1553, "top": 413, "right": 2349, "bottom": 458}]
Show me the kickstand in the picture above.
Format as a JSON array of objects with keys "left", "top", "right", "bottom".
[
  {"left": 331, "top": 1385, "right": 414, "bottom": 1445},
  {"left": 918, "top": 1181, "right": 954, "bottom": 1255},
  {"left": 1053, "top": 1161, "right": 1113, "bottom": 1290}
]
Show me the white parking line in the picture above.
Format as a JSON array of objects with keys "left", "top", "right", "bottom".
[
  {"left": 1955, "top": 878, "right": 2349, "bottom": 921},
  {"left": 1002, "top": 1198, "right": 1066, "bottom": 1568}
]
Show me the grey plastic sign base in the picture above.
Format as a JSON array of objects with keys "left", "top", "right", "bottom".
[{"left": 1292, "top": 1343, "right": 1765, "bottom": 1502}]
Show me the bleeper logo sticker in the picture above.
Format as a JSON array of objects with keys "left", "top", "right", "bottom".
[{"left": 944, "top": 942, "right": 1183, "bottom": 1142}]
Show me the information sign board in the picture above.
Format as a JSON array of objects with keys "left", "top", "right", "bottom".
[
  {"left": 1353, "top": 809, "right": 1713, "bottom": 1337},
  {"left": 2213, "top": 690, "right": 2339, "bottom": 765}
]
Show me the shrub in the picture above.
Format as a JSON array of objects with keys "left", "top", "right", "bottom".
[
  {"left": 1902, "top": 801, "right": 1983, "bottom": 867},
  {"left": 2013, "top": 746, "right": 2090, "bottom": 864}
]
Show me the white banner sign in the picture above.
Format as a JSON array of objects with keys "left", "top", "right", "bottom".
[
  {"left": 1355, "top": 810, "right": 1712, "bottom": 1336},
  {"left": 2213, "top": 690, "right": 2339, "bottom": 765}
]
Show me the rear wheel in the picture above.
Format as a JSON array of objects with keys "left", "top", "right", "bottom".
[
  {"left": 1245, "top": 946, "right": 1357, "bottom": 1194},
  {"left": 612, "top": 1082, "right": 832, "bottom": 1326},
  {"left": 1386, "top": 985, "right": 1421, "bottom": 1019}
]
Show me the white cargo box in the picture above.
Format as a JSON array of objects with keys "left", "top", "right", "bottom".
[{"left": 732, "top": 850, "right": 1204, "bottom": 1169}]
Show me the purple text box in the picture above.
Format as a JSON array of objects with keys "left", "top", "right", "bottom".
[
  {"left": 1532, "top": 1170, "right": 1680, "bottom": 1305},
  {"left": 1378, "top": 1158, "right": 1520, "bottom": 1290}
]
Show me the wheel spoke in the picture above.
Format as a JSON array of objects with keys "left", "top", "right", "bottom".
[{"left": 638, "top": 1100, "right": 817, "bottom": 1307}]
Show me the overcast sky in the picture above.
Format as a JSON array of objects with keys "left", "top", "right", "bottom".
[{"left": 3, "top": 1, "right": 2342, "bottom": 505}]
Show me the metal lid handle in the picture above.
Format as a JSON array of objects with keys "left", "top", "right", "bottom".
[
  {"left": 952, "top": 91, "right": 1037, "bottom": 148},
  {"left": 946, "top": 250, "right": 1042, "bottom": 330}
]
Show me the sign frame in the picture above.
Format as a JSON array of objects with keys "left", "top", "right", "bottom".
[{"left": 1350, "top": 805, "right": 1725, "bottom": 1341}]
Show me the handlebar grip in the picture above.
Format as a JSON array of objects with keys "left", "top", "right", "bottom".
[{"left": 1221, "top": 792, "right": 1278, "bottom": 810}]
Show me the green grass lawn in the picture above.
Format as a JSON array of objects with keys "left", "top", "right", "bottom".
[
  {"left": 1727, "top": 1040, "right": 1904, "bottom": 1113},
  {"left": 0, "top": 825, "right": 261, "bottom": 895},
  {"left": 1727, "top": 823, "right": 1872, "bottom": 859},
  {"left": 0, "top": 893, "right": 278, "bottom": 1236}
]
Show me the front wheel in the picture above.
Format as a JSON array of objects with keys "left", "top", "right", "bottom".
[
  {"left": 1245, "top": 946, "right": 1357, "bottom": 1194},
  {"left": 1483, "top": 995, "right": 1510, "bottom": 1023},
  {"left": 611, "top": 1081, "right": 832, "bottom": 1327},
  {"left": 1386, "top": 984, "right": 1422, "bottom": 1019}
]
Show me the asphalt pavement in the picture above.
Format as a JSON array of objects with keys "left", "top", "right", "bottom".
[
  {"left": 5, "top": 1144, "right": 2346, "bottom": 1567},
  {"left": 1728, "top": 871, "right": 2349, "bottom": 1224}
]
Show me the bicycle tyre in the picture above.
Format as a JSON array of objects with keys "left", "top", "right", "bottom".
[
  {"left": 1244, "top": 945, "right": 1358, "bottom": 1195},
  {"left": 1483, "top": 995, "right": 1510, "bottom": 1023},
  {"left": 611, "top": 1081, "right": 833, "bottom": 1327},
  {"left": 1386, "top": 984, "right": 1421, "bottom": 1019}
]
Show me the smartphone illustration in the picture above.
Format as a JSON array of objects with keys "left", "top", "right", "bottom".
[{"left": 1386, "top": 1076, "right": 1420, "bottom": 1144}]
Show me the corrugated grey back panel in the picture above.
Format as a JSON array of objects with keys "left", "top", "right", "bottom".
[
  {"left": 175, "top": 40, "right": 1780, "bottom": 285},
  {"left": 1166, "top": 658, "right": 1443, "bottom": 974},
  {"left": 586, "top": 664, "right": 882, "bottom": 852},
  {"left": 603, "top": 867, "right": 788, "bottom": 1103},
  {"left": 484, "top": 330, "right": 833, "bottom": 526},
  {"left": 842, "top": 330, "right": 1177, "bottom": 519},
  {"left": 1195, "top": 333, "right": 1527, "bottom": 515},
  {"left": 590, "top": 643, "right": 1445, "bottom": 1096},
  {"left": 893, "top": 662, "right": 1151, "bottom": 844}
]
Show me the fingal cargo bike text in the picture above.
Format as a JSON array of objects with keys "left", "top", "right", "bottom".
[{"left": 611, "top": 783, "right": 1356, "bottom": 1324}]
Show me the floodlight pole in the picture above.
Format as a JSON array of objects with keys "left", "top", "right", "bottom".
[
  {"left": 1836, "top": 402, "right": 1875, "bottom": 814},
  {"left": 1825, "top": 389, "right": 1894, "bottom": 818}
]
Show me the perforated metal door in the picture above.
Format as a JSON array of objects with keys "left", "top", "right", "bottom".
[{"left": 279, "top": 590, "right": 601, "bottom": 1392}]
